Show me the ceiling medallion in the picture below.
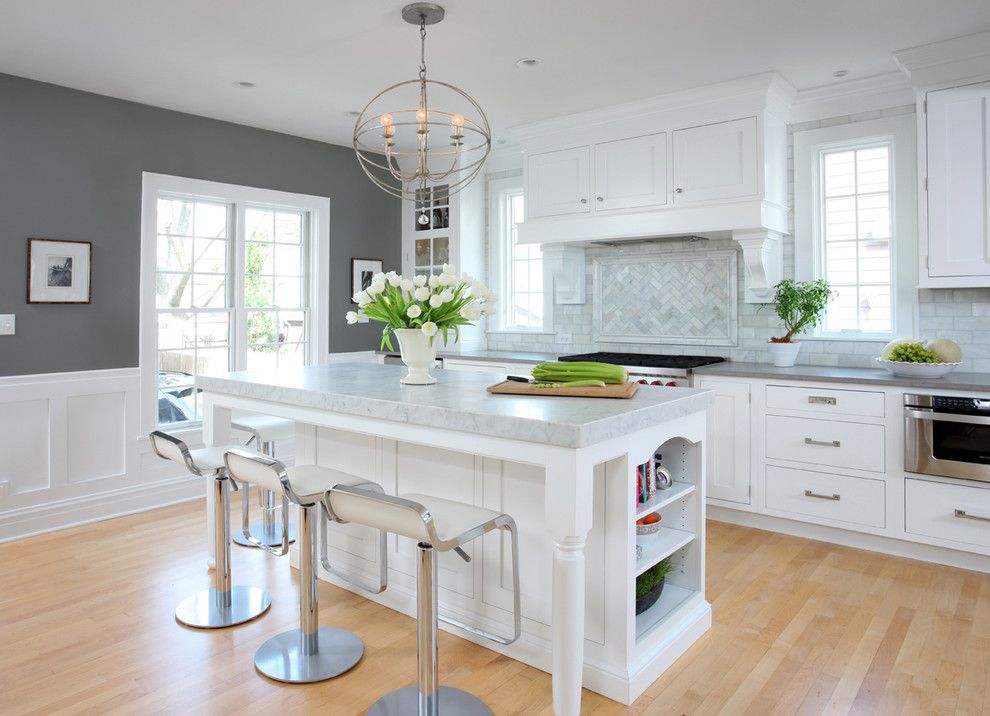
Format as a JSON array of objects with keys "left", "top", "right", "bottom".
[{"left": 353, "top": 3, "right": 491, "bottom": 211}]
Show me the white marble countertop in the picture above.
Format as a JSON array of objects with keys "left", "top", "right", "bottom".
[{"left": 198, "top": 363, "right": 712, "bottom": 449}]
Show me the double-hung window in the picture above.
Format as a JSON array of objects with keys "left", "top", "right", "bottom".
[
  {"left": 489, "top": 177, "right": 546, "bottom": 331},
  {"left": 794, "top": 114, "right": 917, "bottom": 340},
  {"left": 142, "top": 173, "right": 329, "bottom": 431}
]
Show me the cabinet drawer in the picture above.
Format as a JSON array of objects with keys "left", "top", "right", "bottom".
[
  {"left": 906, "top": 478, "right": 990, "bottom": 550},
  {"left": 766, "top": 466, "right": 885, "bottom": 528},
  {"left": 765, "top": 415, "right": 885, "bottom": 472},
  {"left": 766, "top": 385, "right": 884, "bottom": 418}
]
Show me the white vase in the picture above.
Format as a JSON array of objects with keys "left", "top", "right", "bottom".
[
  {"left": 767, "top": 340, "right": 801, "bottom": 367},
  {"left": 394, "top": 328, "right": 438, "bottom": 385}
]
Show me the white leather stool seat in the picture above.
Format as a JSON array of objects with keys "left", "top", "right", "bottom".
[
  {"left": 286, "top": 466, "right": 371, "bottom": 502},
  {"left": 231, "top": 415, "right": 295, "bottom": 443},
  {"left": 189, "top": 445, "right": 248, "bottom": 474},
  {"left": 400, "top": 494, "right": 503, "bottom": 544}
]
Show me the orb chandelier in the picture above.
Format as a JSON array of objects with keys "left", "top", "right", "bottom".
[{"left": 353, "top": 3, "right": 491, "bottom": 215}]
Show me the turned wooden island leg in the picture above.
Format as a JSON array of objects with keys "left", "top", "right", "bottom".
[{"left": 546, "top": 452, "right": 595, "bottom": 716}]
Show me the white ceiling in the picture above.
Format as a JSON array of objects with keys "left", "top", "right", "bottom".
[{"left": 1, "top": 0, "right": 989, "bottom": 147}]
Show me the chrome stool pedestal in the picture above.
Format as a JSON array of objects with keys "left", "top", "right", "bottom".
[
  {"left": 149, "top": 431, "right": 271, "bottom": 629},
  {"left": 253, "top": 503, "right": 363, "bottom": 683},
  {"left": 366, "top": 543, "right": 491, "bottom": 716},
  {"left": 225, "top": 450, "right": 386, "bottom": 684},
  {"left": 231, "top": 417, "right": 298, "bottom": 548}
]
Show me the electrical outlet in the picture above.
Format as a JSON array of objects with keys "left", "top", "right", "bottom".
[
  {"left": 557, "top": 332, "right": 572, "bottom": 344},
  {"left": 0, "top": 314, "right": 14, "bottom": 336}
]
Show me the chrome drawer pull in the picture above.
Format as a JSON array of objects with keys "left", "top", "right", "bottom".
[
  {"left": 954, "top": 509, "right": 990, "bottom": 523},
  {"left": 804, "top": 438, "right": 841, "bottom": 447},
  {"left": 808, "top": 396, "right": 837, "bottom": 405},
  {"left": 804, "top": 490, "right": 840, "bottom": 501}
]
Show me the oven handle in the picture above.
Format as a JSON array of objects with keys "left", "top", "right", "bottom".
[{"left": 904, "top": 409, "right": 990, "bottom": 426}]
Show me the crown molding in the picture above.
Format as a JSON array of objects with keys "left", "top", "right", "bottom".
[
  {"left": 790, "top": 72, "right": 915, "bottom": 123},
  {"left": 506, "top": 72, "right": 796, "bottom": 144},
  {"left": 894, "top": 31, "right": 990, "bottom": 89}
]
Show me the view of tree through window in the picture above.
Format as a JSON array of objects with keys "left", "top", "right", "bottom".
[{"left": 154, "top": 197, "right": 309, "bottom": 426}]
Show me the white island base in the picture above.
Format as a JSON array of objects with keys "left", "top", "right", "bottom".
[{"left": 200, "top": 364, "right": 712, "bottom": 712}]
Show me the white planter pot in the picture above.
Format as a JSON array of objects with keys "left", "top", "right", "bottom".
[
  {"left": 767, "top": 340, "right": 801, "bottom": 367},
  {"left": 394, "top": 328, "right": 438, "bottom": 385}
]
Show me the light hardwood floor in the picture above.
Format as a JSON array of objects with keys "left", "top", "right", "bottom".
[{"left": 3, "top": 499, "right": 990, "bottom": 715}]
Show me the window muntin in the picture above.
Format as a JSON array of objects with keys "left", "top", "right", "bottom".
[
  {"left": 154, "top": 198, "right": 310, "bottom": 426},
  {"left": 819, "top": 143, "right": 894, "bottom": 335}
]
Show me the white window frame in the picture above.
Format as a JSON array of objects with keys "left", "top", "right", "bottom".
[
  {"left": 486, "top": 175, "right": 553, "bottom": 333},
  {"left": 794, "top": 114, "right": 918, "bottom": 341},
  {"left": 139, "top": 172, "right": 330, "bottom": 435}
]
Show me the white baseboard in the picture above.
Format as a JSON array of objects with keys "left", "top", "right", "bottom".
[
  {"left": 0, "top": 473, "right": 203, "bottom": 543},
  {"left": 708, "top": 505, "right": 990, "bottom": 573}
]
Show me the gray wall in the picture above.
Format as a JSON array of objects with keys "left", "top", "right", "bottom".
[{"left": 0, "top": 73, "right": 400, "bottom": 376}]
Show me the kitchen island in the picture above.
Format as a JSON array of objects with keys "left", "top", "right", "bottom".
[{"left": 198, "top": 363, "right": 713, "bottom": 712}]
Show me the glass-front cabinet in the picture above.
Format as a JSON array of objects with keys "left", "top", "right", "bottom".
[{"left": 403, "top": 182, "right": 458, "bottom": 278}]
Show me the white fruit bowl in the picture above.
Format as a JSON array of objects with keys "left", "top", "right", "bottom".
[{"left": 875, "top": 358, "right": 961, "bottom": 378}]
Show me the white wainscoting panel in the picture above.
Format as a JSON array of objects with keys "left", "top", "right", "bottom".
[
  {"left": 0, "top": 398, "right": 50, "bottom": 494},
  {"left": 0, "top": 368, "right": 204, "bottom": 542},
  {"left": 66, "top": 391, "right": 126, "bottom": 483}
]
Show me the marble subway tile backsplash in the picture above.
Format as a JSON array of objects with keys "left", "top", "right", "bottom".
[{"left": 485, "top": 105, "right": 990, "bottom": 373}]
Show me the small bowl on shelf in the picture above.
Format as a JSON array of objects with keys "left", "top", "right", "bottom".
[
  {"left": 874, "top": 358, "right": 961, "bottom": 379},
  {"left": 636, "top": 513, "right": 661, "bottom": 546}
]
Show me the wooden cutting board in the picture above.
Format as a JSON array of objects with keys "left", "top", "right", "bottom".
[{"left": 486, "top": 380, "right": 639, "bottom": 399}]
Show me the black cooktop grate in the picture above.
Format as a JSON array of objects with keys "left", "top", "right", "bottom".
[{"left": 557, "top": 352, "right": 726, "bottom": 369}]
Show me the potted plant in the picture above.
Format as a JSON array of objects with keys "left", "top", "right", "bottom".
[
  {"left": 345, "top": 264, "right": 496, "bottom": 385},
  {"left": 766, "top": 279, "right": 831, "bottom": 367},
  {"left": 635, "top": 557, "right": 672, "bottom": 615}
]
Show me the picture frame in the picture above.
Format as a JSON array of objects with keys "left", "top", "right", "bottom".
[
  {"left": 27, "top": 238, "right": 93, "bottom": 304},
  {"left": 351, "top": 258, "right": 384, "bottom": 301}
]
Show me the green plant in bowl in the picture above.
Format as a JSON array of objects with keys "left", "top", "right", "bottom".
[{"left": 636, "top": 558, "right": 672, "bottom": 598}]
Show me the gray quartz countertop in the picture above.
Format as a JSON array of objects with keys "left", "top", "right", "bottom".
[
  {"left": 198, "top": 363, "right": 712, "bottom": 449},
  {"left": 694, "top": 361, "right": 990, "bottom": 392}
]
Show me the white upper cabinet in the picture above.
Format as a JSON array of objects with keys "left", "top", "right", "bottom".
[
  {"left": 593, "top": 132, "right": 668, "bottom": 211},
  {"left": 672, "top": 117, "right": 759, "bottom": 204},
  {"left": 525, "top": 146, "right": 591, "bottom": 218},
  {"left": 924, "top": 82, "right": 990, "bottom": 284}
]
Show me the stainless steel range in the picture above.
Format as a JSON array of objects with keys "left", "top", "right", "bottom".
[{"left": 557, "top": 352, "right": 725, "bottom": 387}]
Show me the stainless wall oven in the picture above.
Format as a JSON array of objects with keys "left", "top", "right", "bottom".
[{"left": 905, "top": 394, "right": 990, "bottom": 482}]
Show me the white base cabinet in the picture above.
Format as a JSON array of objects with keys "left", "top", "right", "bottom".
[{"left": 701, "top": 373, "right": 990, "bottom": 571}]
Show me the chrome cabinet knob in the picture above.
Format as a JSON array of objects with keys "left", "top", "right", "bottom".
[
  {"left": 580, "top": 198, "right": 587, "bottom": 204},
  {"left": 596, "top": 196, "right": 604, "bottom": 202},
  {"left": 675, "top": 187, "right": 684, "bottom": 194}
]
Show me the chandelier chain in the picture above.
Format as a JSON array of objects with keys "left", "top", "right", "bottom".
[{"left": 419, "top": 20, "right": 427, "bottom": 81}]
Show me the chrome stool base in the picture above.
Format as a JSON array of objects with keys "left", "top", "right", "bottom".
[
  {"left": 175, "top": 586, "right": 271, "bottom": 629},
  {"left": 255, "top": 627, "right": 364, "bottom": 683},
  {"left": 366, "top": 686, "right": 492, "bottom": 716},
  {"left": 232, "top": 522, "right": 297, "bottom": 548}
]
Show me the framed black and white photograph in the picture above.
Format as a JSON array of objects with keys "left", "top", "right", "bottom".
[
  {"left": 27, "top": 238, "right": 92, "bottom": 304},
  {"left": 351, "top": 257, "right": 383, "bottom": 300}
]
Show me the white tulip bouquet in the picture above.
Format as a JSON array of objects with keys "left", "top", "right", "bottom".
[{"left": 346, "top": 264, "right": 496, "bottom": 350}]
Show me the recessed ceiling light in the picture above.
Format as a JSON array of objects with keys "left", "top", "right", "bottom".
[
  {"left": 516, "top": 58, "right": 541, "bottom": 68},
  {"left": 832, "top": 70, "right": 849, "bottom": 78},
  {"left": 234, "top": 81, "right": 256, "bottom": 88},
  {"left": 345, "top": 110, "right": 360, "bottom": 117},
  {"left": 496, "top": 139, "right": 507, "bottom": 145}
]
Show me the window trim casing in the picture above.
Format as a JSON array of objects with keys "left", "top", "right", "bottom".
[
  {"left": 139, "top": 172, "right": 330, "bottom": 435},
  {"left": 793, "top": 114, "right": 918, "bottom": 341},
  {"left": 486, "top": 174, "right": 552, "bottom": 333}
]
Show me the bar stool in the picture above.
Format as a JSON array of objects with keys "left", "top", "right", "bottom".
[
  {"left": 224, "top": 449, "right": 383, "bottom": 683},
  {"left": 230, "top": 415, "right": 297, "bottom": 548},
  {"left": 149, "top": 431, "right": 272, "bottom": 629},
  {"left": 324, "top": 486, "right": 522, "bottom": 716}
]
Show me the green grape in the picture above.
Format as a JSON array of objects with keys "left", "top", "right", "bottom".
[{"left": 888, "top": 341, "right": 940, "bottom": 363}]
